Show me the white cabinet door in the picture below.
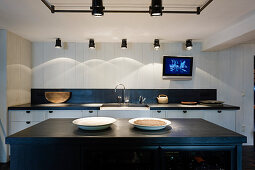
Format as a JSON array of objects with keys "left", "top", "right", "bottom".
[
  {"left": 47, "top": 110, "right": 83, "bottom": 119},
  {"left": 151, "top": 110, "right": 166, "bottom": 118},
  {"left": 98, "top": 110, "right": 150, "bottom": 118},
  {"left": 83, "top": 110, "right": 98, "bottom": 117},
  {"left": 9, "top": 121, "right": 32, "bottom": 135},
  {"left": 204, "top": 110, "right": 236, "bottom": 131},
  {"left": 166, "top": 110, "right": 203, "bottom": 119}
]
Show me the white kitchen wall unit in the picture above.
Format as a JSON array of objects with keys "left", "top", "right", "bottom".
[{"left": 98, "top": 110, "right": 150, "bottom": 118}]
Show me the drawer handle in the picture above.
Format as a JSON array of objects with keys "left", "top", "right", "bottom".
[
  {"left": 26, "top": 121, "right": 31, "bottom": 124},
  {"left": 49, "top": 111, "right": 53, "bottom": 113},
  {"left": 26, "top": 111, "right": 30, "bottom": 113},
  {"left": 183, "top": 110, "right": 187, "bottom": 113},
  {"left": 157, "top": 111, "right": 161, "bottom": 113},
  {"left": 89, "top": 111, "right": 93, "bottom": 113},
  {"left": 218, "top": 110, "right": 222, "bottom": 113}
]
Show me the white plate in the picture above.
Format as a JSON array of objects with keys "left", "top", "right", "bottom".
[
  {"left": 129, "top": 118, "right": 171, "bottom": 130},
  {"left": 73, "top": 117, "right": 116, "bottom": 130}
]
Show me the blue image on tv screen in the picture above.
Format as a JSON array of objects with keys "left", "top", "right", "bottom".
[{"left": 165, "top": 57, "right": 191, "bottom": 75}]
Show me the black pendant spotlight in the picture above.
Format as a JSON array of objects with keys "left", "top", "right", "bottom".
[
  {"left": 121, "top": 39, "right": 127, "bottom": 49},
  {"left": 154, "top": 39, "right": 160, "bottom": 50},
  {"left": 185, "top": 39, "right": 193, "bottom": 50},
  {"left": 55, "top": 38, "right": 62, "bottom": 48},
  {"left": 91, "top": 0, "right": 105, "bottom": 17},
  {"left": 42, "top": 0, "right": 213, "bottom": 16},
  {"left": 89, "top": 39, "right": 95, "bottom": 49},
  {"left": 149, "top": 0, "right": 164, "bottom": 16}
]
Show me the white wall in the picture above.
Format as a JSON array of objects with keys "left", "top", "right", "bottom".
[
  {"left": 32, "top": 42, "right": 219, "bottom": 89},
  {"left": 32, "top": 42, "right": 254, "bottom": 145},
  {"left": 0, "top": 30, "right": 31, "bottom": 163},
  {"left": 7, "top": 31, "right": 32, "bottom": 107}
]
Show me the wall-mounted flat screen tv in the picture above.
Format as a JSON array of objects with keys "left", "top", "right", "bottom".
[{"left": 163, "top": 56, "right": 193, "bottom": 80}]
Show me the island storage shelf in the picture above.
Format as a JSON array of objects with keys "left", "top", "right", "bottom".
[{"left": 6, "top": 119, "right": 246, "bottom": 170}]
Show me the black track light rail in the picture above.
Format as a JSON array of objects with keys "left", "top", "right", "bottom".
[{"left": 41, "top": 0, "right": 213, "bottom": 15}]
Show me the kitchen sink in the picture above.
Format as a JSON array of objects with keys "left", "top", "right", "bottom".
[{"left": 100, "top": 103, "right": 150, "bottom": 110}]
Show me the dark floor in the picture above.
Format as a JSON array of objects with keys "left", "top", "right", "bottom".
[{"left": 0, "top": 146, "right": 255, "bottom": 170}]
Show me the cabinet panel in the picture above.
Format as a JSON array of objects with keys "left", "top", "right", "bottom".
[
  {"left": 98, "top": 110, "right": 150, "bottom": 118},
  {"left": 83, "top": 110, "right": 98, "bottom": 117},
  {"left": 204, "top": 111, "right": 236, "bottom": 131},
  {"left": 47, "top": 110, "right": 83, "bottom": 119},
  {"left": 151, "top": 110, "right": 166, "bottom": 118},
  {"left": 10, "top": 110, "right": 32, "bottom": 121}
]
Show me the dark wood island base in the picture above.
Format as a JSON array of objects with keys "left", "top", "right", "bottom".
[{"left": 6, "top": 119, "right": 247, "bottom": 170}]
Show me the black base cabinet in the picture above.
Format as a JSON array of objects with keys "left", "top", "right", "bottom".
[
  {"left": 82, "top": 146, "right": 235, "bottom": 170},
  {"left": 10, "top": 144, "right": 239, "bottom": 170}
]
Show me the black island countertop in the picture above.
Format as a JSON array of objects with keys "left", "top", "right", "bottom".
[
  {"left": 8, "top": 103, "right": 240, "bottom": 111},
  {"left": 6, "top": 118, "right": 246, "bottom": 145}
]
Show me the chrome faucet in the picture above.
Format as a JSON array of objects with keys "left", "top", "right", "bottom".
[{"left": 114, "top": 84, "right": 127, "bottom": 103}]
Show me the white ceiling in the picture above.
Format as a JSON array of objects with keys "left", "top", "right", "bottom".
[{"left": 0, "top": 0, "right": 255, "bottom": 43}]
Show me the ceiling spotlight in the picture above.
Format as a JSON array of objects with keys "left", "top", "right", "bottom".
[
  {"left": 91, "top": 0, "right": 105, "bottom": 17},
  {"left": 55, "top": 38, "right": 62, "bottom": 48},
  {"left": 89, "top": 39, "right": 95, "bottom": 49},
  {"left": 121, "top": 39, "right": 127, "bottom": 49},
  {"left": 149, "top": 0, "right": 164, "bottom": 16},
  {"left": 154, "top": 39, "right": 160, "bottom": 50},
  {"left": 186, "top": 39, "right": 193, "bottom": 50}
]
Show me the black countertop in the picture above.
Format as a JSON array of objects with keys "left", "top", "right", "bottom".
[
  {"left": 8, "top": 103, "right": 240, "bottom": 111},
  {"left": 6, "top": 118, "right": 246, "bottom": 145}
]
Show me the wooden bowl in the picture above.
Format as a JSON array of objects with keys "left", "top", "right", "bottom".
[{"left": 45, "top": 92, "right": 71, "bottom": 104}]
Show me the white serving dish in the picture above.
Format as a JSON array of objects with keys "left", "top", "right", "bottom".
[
  {"left": 72, "top": 117, "right": 116, "bottom": 130},
  {"left": 128, "top": 118, "right": 171, "bottom": 130}
]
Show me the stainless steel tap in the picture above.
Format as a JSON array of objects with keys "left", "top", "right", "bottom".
[{"left": 114, "top": 84, "right": 128, "bottom": 103}]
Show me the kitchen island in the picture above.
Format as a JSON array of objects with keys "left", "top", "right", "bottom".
[{"left": 6, "top": 118, "right": 246, "bottom": 170}]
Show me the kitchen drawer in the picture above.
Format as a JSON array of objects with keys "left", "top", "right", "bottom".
[
  {"left": 9, "top": 121, "right": 40, "bottom": 135},
  {"left": 9, "top": 110, "right": 46, "bottom": 122},
  {"left": 83, "top": 110, "right": 98, "bottom": 117},
  {"left": 98, "top": 110, "right": 150, "bottom": 118},
  {"left": 10, "top": 110, "right": 32, "bottom": 121},
  {"left": 47, "top": 110, "right": 83, "bottom": 119},
  {"left": 166, "top": 110, "right": 203, "bottom": 119},
  {"left": 151, "top": 110, "right": 166, "bottom": 118}
]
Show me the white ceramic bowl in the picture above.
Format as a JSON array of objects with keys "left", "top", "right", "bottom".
[
  {"left": 73, "top": 117, "right": 116, "bottom": 130},
  {"left": 129, "top": 118, "right": 171, "bottom": 130}
]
